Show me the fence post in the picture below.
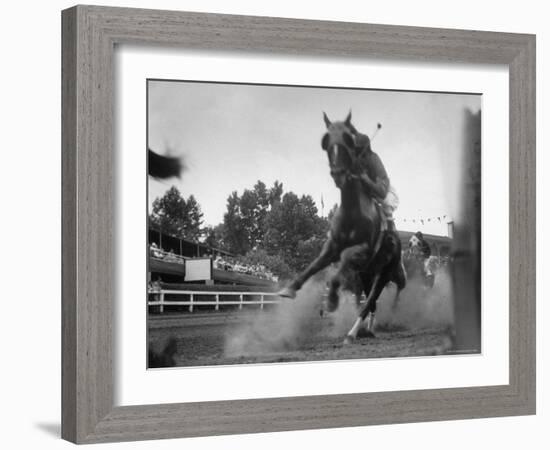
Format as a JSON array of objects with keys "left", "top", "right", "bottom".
[
  {"left": 159, "top": 292, "right": 164, "bottom": 314},
  {"left": 215, "top": 294, "right": 219, "bottom": 311},
  {"left": 189, "top": 293, "right": 194, "bottom": 313},
  {"left": 239, "top": 294, "right": 243, "bottom": 310},
  {"left": 260, "top": 294, "right": 264, "bottom": 310}
]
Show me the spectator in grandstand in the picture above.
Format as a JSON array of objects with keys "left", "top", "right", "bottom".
[
  {"left": 214, "top": 255, "right": 227, "bottom": 270},
  {"left": 164, "top": 249, "right": 179, "bottom": 263},
  {"left": 218, "top": 257, "right": 229, "bottom": 271},
  {"left": 149, "top": 242, "right": 164, "bottom": 259}
]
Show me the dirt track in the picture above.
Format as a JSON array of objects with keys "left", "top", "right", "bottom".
[{"left": 148, "top": 308, "right": 455, "bottom": 367}]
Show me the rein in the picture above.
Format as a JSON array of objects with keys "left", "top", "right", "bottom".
[
  {"left": 331, "top": 137, "right": 387, "bottom": 260},
  {"left": 330, "top": 140, "right": 362, "bottom": 180},
  {"left": 352, "top": 139, "right": 388, "bottom": 253}
]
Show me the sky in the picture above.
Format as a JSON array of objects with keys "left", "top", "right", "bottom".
[{"left": 148, "top": 80, "right": 481, "bottom": 236}]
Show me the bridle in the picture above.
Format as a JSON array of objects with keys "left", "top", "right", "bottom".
[{"left": 324, "top": 128, "right": 361, "bottom": 182}]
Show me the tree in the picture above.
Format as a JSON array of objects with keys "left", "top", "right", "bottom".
[
  {"left": 241, "top": 248, "right": 294, "bottom": 281},
  {"left": 222, "top": 180, "right": 284, "bottom": 255},
  {"left": 263, "top": 192, "right": 329, "bottom": 269},
  {"left": 149, "top": 186, "right": 204, "bottom": 240},
  {"left": 239, "top": 183, "right": 266, "bottom": 248},
  {"left": 294, "top": 235, "right": 327, "bottom": 273},
  {"left": 183, "top": 195, "right": 204, "bottom": 240},
  {"left": 217, "top": 180, "right": 331, "bottom": 274},
  {"left": 203, "top": 223, "right": 226, "bottom": 251},
  {"left": 222, "top": 191, "right": 249, "bottom": 255},
  {"left": 268, "top": 180, "right": 283, "bottom": 205}
]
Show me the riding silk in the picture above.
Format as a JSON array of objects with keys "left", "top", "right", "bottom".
[
  {"left": 372, "top": 202, "right": 388, "bottom": 259},
  {"left": 356, "top": 145, "right": 389, "bottom": 198},
  {"left": 382, "top": 185, "right": 399, "bottom": 220}
]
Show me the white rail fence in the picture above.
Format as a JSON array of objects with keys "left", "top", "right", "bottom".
[{"left": 148, "top": 289, "right": 284, "bottom": 313}]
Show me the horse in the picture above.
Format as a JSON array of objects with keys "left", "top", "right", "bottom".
[{"left": 278, "top": 111, "right": 406, "bottom": 343}]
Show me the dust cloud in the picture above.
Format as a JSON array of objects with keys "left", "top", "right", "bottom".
[
  {"left": 376, "top": 269, "right": 454, "bottom": 331},
  {"left": 224, "top": 268, "right": 454, "bottom": 358},
  {"left": 224, "top": 280, "right": 327, "bottom": 357}
]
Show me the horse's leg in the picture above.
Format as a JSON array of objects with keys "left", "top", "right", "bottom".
[
  {"left": 391, "top": 258, "right": 407, "bottom": 311},
  {"left": 327, "top": 262, "right": 363, "bottom": 312},
  {"left": 361, "top": 234, "right": 399, "bottom": 322},
  {"left": 344, "top": 236, "right": 401, "bottom": 343},
  {"left": 344, "top": 271, "right": 374, "bottom": 338},
  {"left": 278, "top": 238, "right": 337, "bottom": 298},
  {"left": 345, "top": 273, "right": 389, "bottom": 342},
  {"left": 327, "top": 275, "right": 341, "bottom": 312},
  {"left": 353, "top": 271, "right": 363, "bottom": 308},
  {"left": 328, "top": 242, "right": 376, "bottom": 341},
  {"left": 369, "top": 232, "right": 405, "bottom": 312}
]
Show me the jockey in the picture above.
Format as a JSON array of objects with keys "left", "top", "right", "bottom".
[
  {"left": 351, "top": 131, "right": 399, "bottom": 232},
  {"left": 413, "top": 231, "right": 432, "bottom": 259},
  {"left": 413, "top": 231, "right": 434, "bottom": 278}
]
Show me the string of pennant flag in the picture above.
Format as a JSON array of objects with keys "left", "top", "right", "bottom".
[
  {"left": 319, "top": 194, "right": 452, "bottom": 226},
  {"left": 394, "top": 214, "right": 452, "bottom": 226}
]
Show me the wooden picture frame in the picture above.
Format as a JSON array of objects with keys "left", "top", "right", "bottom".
[{"left": 62, "top": 5, "right": 536, "bottom": 444}]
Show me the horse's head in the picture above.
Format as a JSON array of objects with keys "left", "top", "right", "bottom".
[{"left": 321, "top": 111, "right": 357, "bottom": 189}]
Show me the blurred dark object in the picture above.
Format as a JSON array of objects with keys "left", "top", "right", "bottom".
[
  {"left": 148, "top": 148, "right": 184, "bottom": 179},
  {"left": 148, "top": 337, "right": 178, "bottom": 368},
  {"left": 452, "top": 109, "right": 482, "bottom": 352}
]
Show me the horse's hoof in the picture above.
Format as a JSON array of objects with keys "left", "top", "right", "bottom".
[
  {"left": 277, "top": 286, "right": 297, "bottom": 299},
  {"left": 343, "top": 335, "right": 355, "bottom": 345}
]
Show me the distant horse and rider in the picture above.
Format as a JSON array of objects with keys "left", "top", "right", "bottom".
[
  {"left": 278, "top": 111, "right": 406, "bottom": 343},
  {"left": 403, "top": 231, "right": 437, "bottom": 289}
]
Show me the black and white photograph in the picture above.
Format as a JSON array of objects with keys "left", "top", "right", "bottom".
[
  {"left": 147, "top": 79, "right": 482, "bottom": 368},
  {"left": 1, "top": 0, "right": 543, "bottom": 447}
]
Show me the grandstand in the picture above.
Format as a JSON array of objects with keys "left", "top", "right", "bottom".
[
  {"left": 147, "top": 226, "right": 453, "bottom": 315},
  {"left": 148, "top": 226, "right": 452, "bottom": 289},
  {"left": 148, "top": 227, "right": 277, "bottom": 288}
]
